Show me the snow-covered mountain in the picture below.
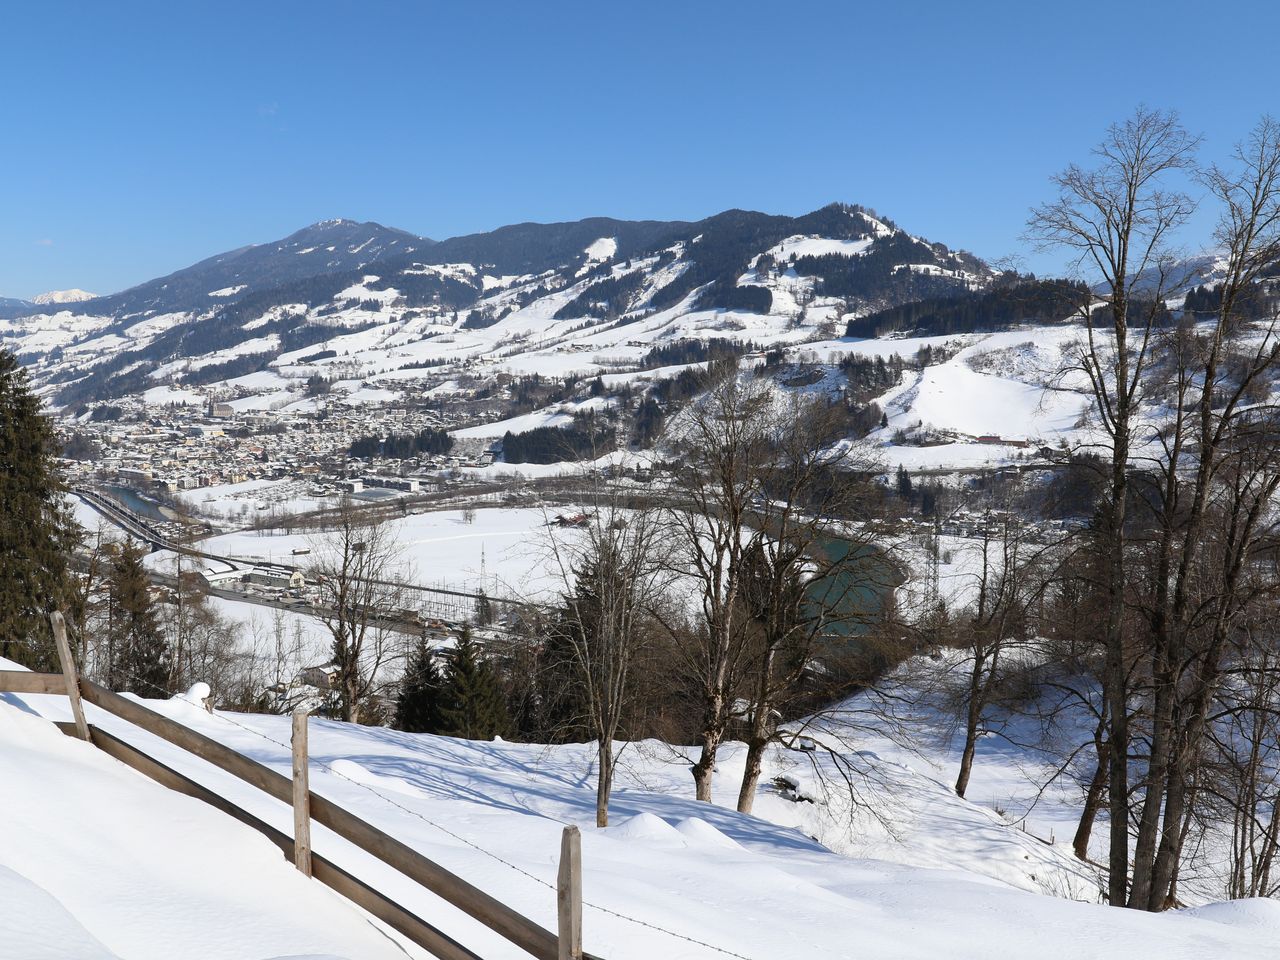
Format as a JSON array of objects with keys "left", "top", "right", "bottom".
[
  {"left": 32, "top": 288, "right": 98, "bottom": 305},
  {"left": 3, "top": 203, "right": 994, "bottom": 408}
]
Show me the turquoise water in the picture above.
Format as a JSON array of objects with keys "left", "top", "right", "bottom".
[
  {"left": 804, "top": 537, "right": 901, "bottom": 641},
  {"left": 101, "top": 485, "right": 169, "bottom": 522}
]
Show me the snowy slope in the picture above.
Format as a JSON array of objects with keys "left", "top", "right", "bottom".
[
  {"left": 0, "top": 694, "right": 415, "bottom": 960},
  {"left": 6, "top": 671, "right": 1279, "bottom": 960},
  {"left": 32, "top": 289, "right": 98, "bottom": 305}
]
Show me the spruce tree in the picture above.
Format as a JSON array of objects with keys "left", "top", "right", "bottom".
[
  {"left": 396, "top": 637, "right": 446, "bottom": 733},
  {"left": 437, "top": 627, "right": 510, "bottom": 740},
  {"left": 106, "top": 539, "right": 171, "bottom": 695},
  {"left": 0, "top": 350, "right": 80, "bottom": 669},
  {"left": 474, "top": 588, "right": 493, "bottom": 626}
]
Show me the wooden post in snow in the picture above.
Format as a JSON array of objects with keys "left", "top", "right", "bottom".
[
  {"left": 50, "top": 611, "right": 90, "bottom": 742},
  {"left": 292, "top": 707, "right": 313, "bottom": 877},
  {"left": 557, "top": 825, "right": 582, "bottom": 960}
]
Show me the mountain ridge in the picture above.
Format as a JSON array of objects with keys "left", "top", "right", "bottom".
[{"left": 1, "top": 202, "right": 996, "bottom": 409}]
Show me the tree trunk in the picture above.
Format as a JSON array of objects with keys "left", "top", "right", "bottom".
[
  {"left": 342, "top": 670, "right": 361, "bottom": 723},
  {"left": 1129, "top": 664, "right": 1174, "bottom": 907},
  {"left": 1074, "top": 739, "right": 1109, "bottom": 861},
  {"left": 692, "top": 734, "right": 719, "bottom": 802},
  {"left": 1104, "top": 424, "right": 1131, "bottom": 907},
  {"left": 737, "top": 696, "right": 774, "bottom": 816},
  {"left": 955, "top": 711, "right": 980, "bottom": 799},
  {"left": 955, "top": 656, "right": 986, "bottom": 798},
  {"left": 595, "top": 739, "right": 613, "bottom": 827}
]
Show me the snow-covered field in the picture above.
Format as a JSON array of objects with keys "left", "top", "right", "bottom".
[
  {"left": 202, "top": 506, "right": 570, "bottom": 600},
  {"left": 5, "top": 661, "right": 1278, "bottom": 960}
]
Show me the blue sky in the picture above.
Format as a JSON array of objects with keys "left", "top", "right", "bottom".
[{"left": 2, "top": 0, "right": 1277, "bottom": 298}]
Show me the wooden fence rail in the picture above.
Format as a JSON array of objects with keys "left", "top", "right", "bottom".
[
  {"left": 4, "top": 670, "right": 594, "bottom": 960},
  {"left": 53, "top": 720, "right": 482, "bottom": 960},
  {"left": 0, "top": 670, "right": 64, "bottom": 695}
]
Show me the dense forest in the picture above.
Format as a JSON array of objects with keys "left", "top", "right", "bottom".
[
  {"left": 500, "top": 415, "right": 614, "bottom": 464},
  {"left": 349, "top": 427, "right": 454, "bottom": 460},
  {"left": 845, "top": 277, "right": 1090, "bottom": 338}
]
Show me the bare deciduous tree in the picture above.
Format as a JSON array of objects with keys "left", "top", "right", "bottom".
[
  {"left": 665, "top": 370, "right": 774, "bottom": 802},
  {"left": 732, "top": 395, "right": 883, "bottom": 814},
  {"left": 1027, "top": 105, "right": 1199, "bottom": 905},
  {"left": 310, "top": 498, "right": 410, "bottom": 723},
  {"left": 547, "top": 493, "right": 670, "bottom": 827}
]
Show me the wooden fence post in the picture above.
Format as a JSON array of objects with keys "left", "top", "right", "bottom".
[
  {"left": 557, "top": 825, "right": 582, "bottom": 960},
  {"left": 50, "top": 611, "right": 90, "bottom": 742},
  {"left": 292, "top": 707, "right": 313, "bottom": 877}
]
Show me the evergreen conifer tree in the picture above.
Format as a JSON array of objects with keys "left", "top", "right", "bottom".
[
  {"left": 474, "top": 588, "right": 493, "bottom": 626},
  {"left": 395, "top": 637, "right": 446, "bottom": 733},
  {"left": 437, "top": 627, "right": 510, "bottom": 740},
  {"left": 107, "top": 539, "right": 171, "bottom": 695},
  {"left": 896, "top": 464, "right": 914, "bottom": 499},
  {"left": 0, "top": 350, "right": 80, "bottom": 669}
]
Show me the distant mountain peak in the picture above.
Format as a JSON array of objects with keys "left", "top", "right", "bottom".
[{"left": 32, "top": 289, "right": 97, "bottom": 305}]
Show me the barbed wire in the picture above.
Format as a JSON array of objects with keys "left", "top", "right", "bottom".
[{"left": 89, "top": 666, "right": 763, "bottom": 960}]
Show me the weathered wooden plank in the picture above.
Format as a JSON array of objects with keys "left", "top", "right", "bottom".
[
  {"left": 308, "top": 791, "right": 562, "bottom": 959},
  {"left": 50, "top": 612, "right": 90, "bottom": 741},
  {"left": 78, "top": 679, "right": 562, "bottom": 960},
  {"left": 56, "top": 721, "right": 483, "bottom": 960},
  {"left": 0, "top": 671, "right": 65, "bottom": 695},
  {"left": 80, "top": 680, "right": 293, "bottom": 804},
  {"left": 292, "top": 707, "right": 313, "bottom": 878},
  {"left": 558, "top": 825, "right": 583, "bottom": 960}
]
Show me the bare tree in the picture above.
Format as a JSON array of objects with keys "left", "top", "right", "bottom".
[
  {"left": 1207, "top": 619, "right": 1280, "bottom": 900},
  {"left": 310, "top": 498, "right": 410, "bottom": 723},
  {"left": 1027, "top": 106, "right": 1199, "bottom": 905},
  {"left": 547, "top": 494, "right": 670, "bottom": 827},
  {"left": 732, "top": 395, "right": 883, "bottom": 814},
  {"left": 1121, "top": 116, "right": 1280, "bottom": 910},
  {"left": 947, "top": 504, "right": 1051, "bottom": 798},
  {"left": 664, "top": 370, "right": 774, "bottom": 802}
]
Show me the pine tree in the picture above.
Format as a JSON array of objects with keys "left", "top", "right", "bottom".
[
  {"left": 896, "top": 464, "right": 914, "bottom": 499},
  {"left": 474, "top": 588, "right": 493, "bottom": 626},
  {"left": 0, "top": 350, "right": 81, "bottom": 669},
  {"left": 106, "top": 539, "right": 171, "bottom": 695},
  {"left": 396, "top": 637, "right": 446, "bottom": 733},
  {"left": 437, "top": 627, "right": 510, "bottom": 740}
]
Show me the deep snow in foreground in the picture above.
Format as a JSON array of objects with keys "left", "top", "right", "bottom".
[
  {"left": 5, "top": 660, "right": 1279, "bottom": 960},
  {"left": 0, "top": 696, "right": 406, "bottom": 960}
]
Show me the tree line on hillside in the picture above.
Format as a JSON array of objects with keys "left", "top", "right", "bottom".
[
  {"left": 501, "top": 414, "right": 614, "bottom": 465},
  {"left": 349, "top": 427, "right": 454, "bottom": 460},
  {"left": 845, "top": 277, "right": 1092, "bottom": 338},
  {"left": 639, "top": 337, "right": 757, "bottom": 369},
  {"left": 553, "top": 269, "right": 648, "bottom": 320}
]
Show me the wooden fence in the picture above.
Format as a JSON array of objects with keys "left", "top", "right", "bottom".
[{"left": 0, "top": 614, "right": 595, "bottom": 960}]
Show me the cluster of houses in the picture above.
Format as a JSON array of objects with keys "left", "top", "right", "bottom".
[{"left": 61, "top": 394, "right": 504, "bottom": 501}]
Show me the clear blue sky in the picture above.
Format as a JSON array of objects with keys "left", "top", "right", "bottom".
[{"left": 2, "top": 0, "right": 1277, "bottom": 299}]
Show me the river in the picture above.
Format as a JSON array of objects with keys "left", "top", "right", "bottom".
[{"left": 100, "top": 485, "right": 172, "bottom": 523}]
